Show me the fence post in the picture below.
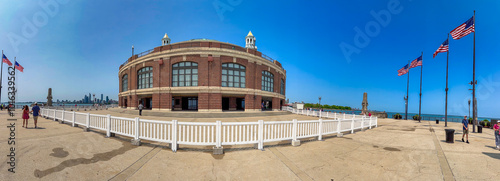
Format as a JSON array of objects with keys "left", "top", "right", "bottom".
[
  {"left": 84, "top": 113, "right": 90, "bottom": 132},
  {"left": 318, "top": 119, "right": 323, "bottom": 141},
  {"left": 326, "top": 111, "right": 329, "bottom": 118},
  {"left": 214, "top": 120, "right": 223, "bottom": 155},
  {"left": 337, "top": 120, "right": 342, "bottom": 137},
  {"left": 171, "top": 120, "right": 178, "bottom": 152},
  {"left": 369, "top": 116, "right": 372, "bottom": 129},
  {"left": 258, "top": 120, "right": 264, "bottom": 150},
  {"left": 132, "top": 117, "right": 141, "bottom": 146},
  {"left": 343, "top": 113, "right": 346, "bottom": 119},
  {"left": 319, "top": 110, "right": 322, "bottom": 118},
  {"left": 351, "top": 117, "right": 355, "bottom": 134},
  {"left": 106, "top": 114, "right": 113, "bottom": 137},
  {"left": 375, "top": 117, "right": 378, "bottom": 127},
  {"left": 292, "top": 119, "right": 300, "bottom": 146},
  {"left": 72, "top": 111, "right": 76, "bottom": 127},
  {"left": 307, "top": 110, "right": 309, "bottom": 116},
  {"left": 53, "top": 110, "right": 56, "bottom": 121},
  {"left": 361, "top": 116, "right": 365, "bottom": 131},
  {"left": 60, "top": 110, "right": 65, "bottom": 124}
]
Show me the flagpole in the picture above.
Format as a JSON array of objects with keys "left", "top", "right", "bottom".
[
  {"left": 0, "top": 50, "right": 3, "bottom": 105},
  {"left": 405, "top": 60, "right": 410, "bottom": 120},
  {"left": 472, "top": 10, "right": 476, "bottom": 132},
  {"left": 418, "top": 52, "right": 423, "bottom": 123},
  {"left": 445, "top": 34, "right": 449, "bottom": 127}
]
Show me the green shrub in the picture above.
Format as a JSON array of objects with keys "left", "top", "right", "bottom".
[
  {"left": 468, "top": 118, "right": 473, "bottom": 124},
  {"left": 413, "top": 115, "right": 421, "bottom": 120},
  {"left": 393, "top": 113, "right": 402, "bottom": 119},
  {"left": 482, "top": 120, "right": 490, "bottom": 127}
]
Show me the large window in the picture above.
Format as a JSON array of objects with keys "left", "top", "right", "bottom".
[
  {"left": 122, "top": 74, "right": 128, "bottom": 92},
  {"left": 280, "top": 79, "right": 285, "bottom": 95},
  {"left": 222, "top": 63, "right": 246, "bottom": 88},
  {"left": 262, "top": 71, "right": 274, "bottom": 92},
  {"left": 172, "top": 62, "right": 198, "bottom": 87},
  {"left": 137, "top": 67, "right": 153, "bottom": 89}
]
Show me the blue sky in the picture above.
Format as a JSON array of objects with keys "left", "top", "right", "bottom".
[{"left": 1, "top": 0, "right": 499, "bottom": 118}]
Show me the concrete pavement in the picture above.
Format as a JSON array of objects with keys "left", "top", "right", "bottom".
[{"left": 1, "top": 108, "right": 499, "bottom": 180}]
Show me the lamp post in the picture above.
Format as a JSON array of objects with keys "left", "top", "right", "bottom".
[
  {"left": 132, "top": 45, "right": 134, "bottom": 56},
  {"left": 468, "top": 99, "right": 471, "bottom": 119},
  {"left": 318, "top": 96, "right": 322, "bottom": 109}
]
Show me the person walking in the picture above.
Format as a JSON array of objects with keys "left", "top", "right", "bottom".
[
  {"left": 462, "top": 115, "right": 470, "bottom": 144},
  {"left": 138, "top": 103, "right": 143, "bottom": 116},
  {"left": 22, "top": 105, "right": 30, "bottom": 128},
  {"left": 31, "top": 102, "right": 41, "bottom": 128},
  {"left": 494, "top": 121, "right": 500, "bottom": 150}
]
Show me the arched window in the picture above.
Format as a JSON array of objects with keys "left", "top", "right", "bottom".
[
  {"left": 222, "top": 63, "right": 245, "bottom": 88},
  {"left": 122, "top": 74, "right": 128, "bottom": 92},
  {"left": 172, "top": 62, "right": 198, "bottom": 87},
  {"left": 280, "top": 79, "right": 285, "bottom": 95},
  {"left": 137, "top": 67, "right": 153, "bottom": 89},
  {"left": 262, "top": 71, "right": 274, "bottom": 92}
]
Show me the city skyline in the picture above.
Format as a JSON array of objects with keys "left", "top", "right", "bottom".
[{"left": 0, "top": 1, "right": 499, "bottom": 117}]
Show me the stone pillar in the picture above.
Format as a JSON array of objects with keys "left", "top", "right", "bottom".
[
  {"left": 245, "top": 94, "right": 256, "bottom": 112},
  {"left": 362, "top": 92, "right": 368, "bottom": 114},
  {"left": 152, "top": 93, "right": 160, "bottom": 110},
  {"left": 130, "top": 95, "right": 138, "bottom": 109},
  {"left": 47, "top": 88, "right": 53, "bottom": 106}
]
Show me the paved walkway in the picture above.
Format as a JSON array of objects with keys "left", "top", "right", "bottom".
[{"left": 1, "top": 109, "right": 498, "bottom": 180}]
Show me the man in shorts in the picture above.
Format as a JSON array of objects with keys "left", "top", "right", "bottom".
[
  {"left": 462, "top": 115, "right": 469, "bottom": 144},
  {"left": 31, "top": 102, "right": 41, "bottom": 128}
]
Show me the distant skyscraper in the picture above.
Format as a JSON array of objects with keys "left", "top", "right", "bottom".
[
  {"left": 101, "top": 94, "right": 103, "bottom": 103},
  {"left": 106, "top": 96, "right": 109, "bottom": 103},
  {"left": 89, "top": 93, "right": 92, "bottom": 103}
]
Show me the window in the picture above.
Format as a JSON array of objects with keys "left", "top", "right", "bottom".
[
  {"left": 262, "top": 71, "right": 274, "bottom": 92},
  {"left": 122, "top": 74, "right": 128, "bottom": 92},
  {"left": 137, "top": 67, "right": 153, "bottom": 89},
  {"left": 281, "top": 79, "right": 285, "bottom": 95},
  {"left": 222, "top": 63, "right": 245, "bottom": 88},
  {"left": 172, "top": 62, "right": 198, "bottom": 87}
]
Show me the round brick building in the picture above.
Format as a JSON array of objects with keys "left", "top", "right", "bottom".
[{"left": 118, "top": 32, "right": 286, "bottom": 112}]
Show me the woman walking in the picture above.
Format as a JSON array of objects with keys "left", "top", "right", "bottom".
[
  {"left": 494, "top": 121, "right": 500, "bottom": 150},
  {"left": 22, "top": 105, "right": 30, "bottom": 128}
]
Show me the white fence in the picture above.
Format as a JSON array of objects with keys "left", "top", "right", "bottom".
[{"left": 41, "top": 108, "right": 377, "bottom": 152}]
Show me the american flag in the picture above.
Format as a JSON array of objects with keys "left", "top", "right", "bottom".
[
  {"left": 2, "top": 54, "right": 13, "bottom": 66},
  {"left": 14, "top": 61, "right": 23, "bottom": 72},
  {"left": 450, "top": 16, "right": 474, "bottom": 40},
  {"left": 398, "top": 64, "right": 409, "bottom": 76},
  {"left": 409, "top": 55, "right": 423, "bottom": 69},
  {"left": 433, "top": 39, "right": 449, "bottom": 58}
]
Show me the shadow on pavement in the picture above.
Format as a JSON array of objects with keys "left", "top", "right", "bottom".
[{"left": 482, "top": 152, "right": 500, "bottom": 160}]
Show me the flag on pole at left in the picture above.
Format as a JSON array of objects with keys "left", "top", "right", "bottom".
[
  {"left": 409, "top": 55, "right": 423, "bottom": 69},
  {"left": 2, "top": 54, "right": 13, "bottom": 66},
  {"left": 14, "top": 61, "right": 24, "bottom": 72},
  {"left": 398, "top": 64, "right": 409, "bottom": 76}
]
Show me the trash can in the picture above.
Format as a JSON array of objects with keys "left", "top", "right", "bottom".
[
  {"left": 477, "top": 125, "right": 482, "bottom": 133},
  {"left": 436, "top": 119, "right": 439, "bottom": 124},
  {"left": 445, "top": 129, "right": 455, "bottom": 143}
]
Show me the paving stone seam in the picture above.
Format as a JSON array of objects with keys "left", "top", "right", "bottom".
[
  {"left": 428, "top": 121, "right": 455, "bottom": 181},
  {"left": 268, "top": 147, "right": 314, "bottom": 181},
  {"left": 108, "top": 144, "right": 164, "bottom": 181}
]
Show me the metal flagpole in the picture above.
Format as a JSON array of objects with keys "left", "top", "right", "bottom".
[
  {"left": 418, "top": 52, "right": 423, "bottom": 123},
  {"left": 472, "top": 10, "right": 476, "bottom": 132},
  {"left": 405, "top": 60, "right": 410, "bottom": 120},
  {"left": 0, "top": 50, "right": 3, "bottom": 105},
  {"left": 445, "top": 34, "right": 450, "bottom": 127}
]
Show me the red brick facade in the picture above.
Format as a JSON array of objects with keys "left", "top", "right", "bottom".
[{"left": 118, "top": 40, "right": 286, "bottom": 112}]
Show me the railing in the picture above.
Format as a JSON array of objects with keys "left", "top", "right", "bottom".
[
  {"left": 121, "top": 41, "right": 278, "bottom": 67},
  {"left": 40, "top": 108, "right": 377, "bottom": 152}
]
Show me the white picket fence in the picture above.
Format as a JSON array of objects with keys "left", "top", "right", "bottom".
[{"left": 41, "top": 108, "right": 377, "bottom": 152}]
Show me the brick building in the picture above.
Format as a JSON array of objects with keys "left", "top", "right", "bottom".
[{"left": 118, "top": 31, "right": 286, "bottom": 112}]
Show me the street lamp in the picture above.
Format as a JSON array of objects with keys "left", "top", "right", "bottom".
[
  {"left": 468, "top": 99, "right": 471, "bottom": 119},
  {"left": 318, "top": 96, "right": 322, "bottom": 109}
]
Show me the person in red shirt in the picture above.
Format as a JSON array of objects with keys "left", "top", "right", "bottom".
[
  {"left": 22, "top": 105, "right": 30, "bottom": 128},
  {"left": 494, "top": 121, "right": 500, "bottom": 150}
]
